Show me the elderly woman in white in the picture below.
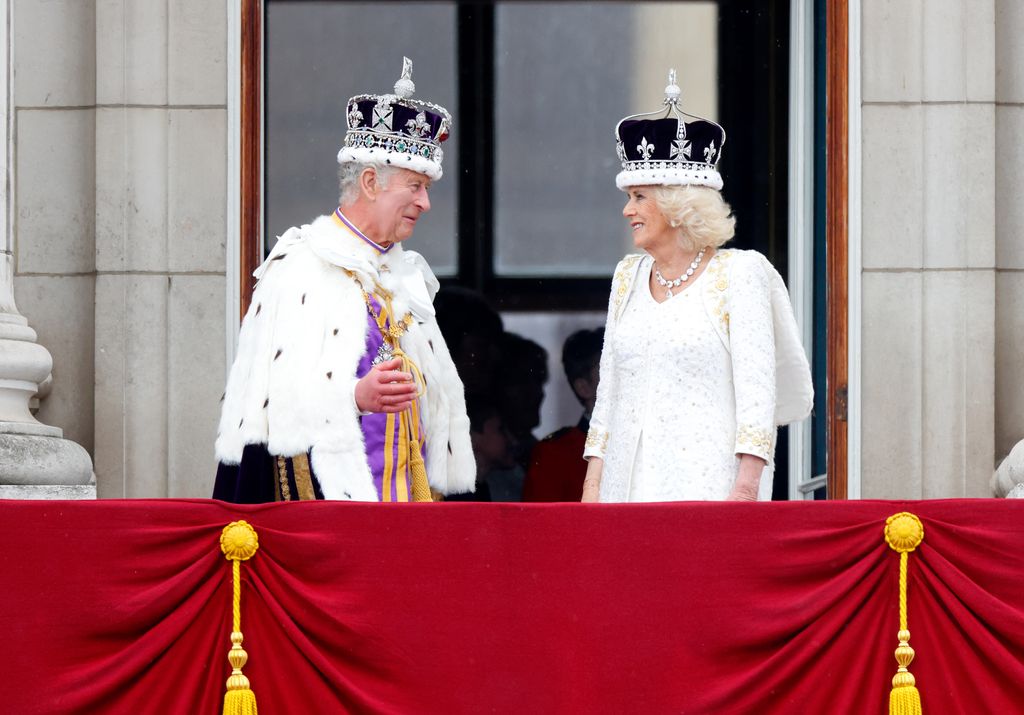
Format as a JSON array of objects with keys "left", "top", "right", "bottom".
[{"left": 581, "top": 74, "right": 812, "bottom": 503}]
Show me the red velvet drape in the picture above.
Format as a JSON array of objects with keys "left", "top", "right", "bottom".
[{"left": 1, "top": 499, "right": 1022, "bottom": 714}]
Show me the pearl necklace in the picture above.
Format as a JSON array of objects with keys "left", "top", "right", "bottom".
[{"left": 653, "top": 247, "right": 706, "bottom": 298}]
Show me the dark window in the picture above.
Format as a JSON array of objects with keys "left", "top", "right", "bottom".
[{"left": 266, "top": 0, "right": 791, "bottom": 311}]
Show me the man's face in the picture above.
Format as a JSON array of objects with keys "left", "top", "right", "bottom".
[
  {"left": 371, "top": 168, "right": 432, "bottom": 245},
  {"left": 471, "top": 415, "right": 517, "bottom": 472}
]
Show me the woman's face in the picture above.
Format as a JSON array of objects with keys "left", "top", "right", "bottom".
[{"left": 622, "top": 187, "right": 674, "bottom": 251}]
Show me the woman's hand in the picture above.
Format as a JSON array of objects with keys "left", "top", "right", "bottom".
[
  {"left": 727, "top": 454, "right": 767, "bottom": 501},
  {"left": 581, "top": 458, "right": 604, "bottom": 503},
  {"left": 354, "top": 358, "right": 417, "bottom": 413}
]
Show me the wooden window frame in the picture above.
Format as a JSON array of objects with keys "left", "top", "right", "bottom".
[{"left": 825, "top": 0, "right": 848, "bottom": 498}]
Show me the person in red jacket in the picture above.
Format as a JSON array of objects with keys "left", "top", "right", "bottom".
[{"left": 522, "top": 328, "right": 604, "bottom": 502}]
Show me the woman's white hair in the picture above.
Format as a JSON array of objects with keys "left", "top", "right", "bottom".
[
  {"left": 652, "top": 185, "right": 736, "bottom": 251},
  {"left": 338, "top": 161, "right": 398, "bottom": 206}
]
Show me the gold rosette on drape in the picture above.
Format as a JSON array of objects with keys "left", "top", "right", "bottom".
[
  {"left": 220, "top": 521, "right": 260, "bottom": 714},
  {"left": 884, "top": 512, "right": 925, "bottom": 715}
]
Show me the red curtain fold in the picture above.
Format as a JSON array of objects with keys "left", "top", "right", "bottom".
[{"left": 1, "top": 499, "right": 1022, "bottom": 714}]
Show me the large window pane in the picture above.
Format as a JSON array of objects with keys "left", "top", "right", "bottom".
[
  {"left": 266, "top": 2, "right": 458, "bottom": 275},
  {"left": 494, "top": 2, "right": 718, "bottom": 276}
]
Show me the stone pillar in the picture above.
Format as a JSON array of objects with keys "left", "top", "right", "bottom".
[
  {"left": 92, "top": 0, "right": 227, "bottom": 498},
  {"left": 0, "top": 1, "right": 94, "bottom": 498},
  {"left": 860, "top": 0, "right": 997, "bottom": 498},
  {"left": 0, "top": 258, "right": 94, "bottom": 498},
  {"left": 992, "top": 440, "right": 1024, "bottom": 498},
  {"left": 994, "top": 0, "right": 1024, "bottom": 473}
]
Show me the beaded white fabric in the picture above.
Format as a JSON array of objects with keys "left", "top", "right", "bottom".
[{"left": 585, "top": 250, "right": 778, "bottom": 502}]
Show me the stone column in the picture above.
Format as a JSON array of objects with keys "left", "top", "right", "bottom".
[
  {"left": 860, "top": 0, "right": 996, "bottom": 498},
  {"left": 92, "top": 1, "right": 227, "bottom": 498},
  {"left": 994, "top": 0, "right": 1024, "bottom": 476},
  {"left": 0, "top": 1, "right": 94, "bottom": 498},
  {"left": 992, "top": 440, "right": 1024, "bottom": 498},
  {"left": 0, "top": 257, "right": 94, "bottom": 498}
]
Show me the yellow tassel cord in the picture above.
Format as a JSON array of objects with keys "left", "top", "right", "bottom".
[
  {"left": 367, "top": 287, "right": 433, "bottom": 503},
  {"left": 884, "top": 512, "right": 925, "bottom": 715},
  {"left": 220, "top": 521, "right": 261, "bottom": 715}
]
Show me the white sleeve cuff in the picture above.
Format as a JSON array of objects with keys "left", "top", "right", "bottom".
[{"left": 583, "top": 428, "right": 609, "bottom": 460}]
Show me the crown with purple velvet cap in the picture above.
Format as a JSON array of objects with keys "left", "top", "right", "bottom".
[
  {"left": 338, "top": 57, "right": 452, "bottom": 181},
  {"left": 615, "top": 69, "right": 726, "bottom": 191}
]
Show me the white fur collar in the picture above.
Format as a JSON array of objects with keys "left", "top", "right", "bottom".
[{"left": 260, "top": 212, "right": 438, "bottom": 322}]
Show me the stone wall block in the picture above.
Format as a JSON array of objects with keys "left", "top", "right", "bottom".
[
  {"left": 860, "top": 272, "right": 924, "bottom": 498},
  {"left": 167, "top": 275, "right": 225, "bottom": 497},
  {"left": 168, "top": 110, "right": 227, "bottom": 273},
  {"left": 922, "top": 103, "right": 995, "bottom": 269},
  {"left": 862, "top": 0, "right": 922, "bottom": 102},
  {"left": 16, "top": 109, "right": 96, "bottom": 274},
  {"left": 94, "top": 275, "right": 169, "bottom": 497},
  {"left": 12, "top": 275, "right": 96, "bottom": 453},
  {"left": 14, "top": 0, "right": 96, "bottom": 107},
  {"left": 169, "top": 0, "right": 227, "bottom": 105},
  {"left": 996, "top": 272, "right": 1024, "bottom": 461},
  {"left": 862, "top": 104, "right": 923, "bottom": 270},
  {"left": 96, "top": 0, "right": 168, "bottom": 105},
  {"left": 995, "top": 105, "right": 1024, "bottom": 269},
  {"left": 995, "top": 0, "right": 1024, "bottom": 103},
  {"left": 921, "top": 270, "right": 995, "bottom": 498},
  {"left": 95, "top": 108, "right": 169, "bottom": 272},
  {"left": 922, "top": 0, "right": 995, "bottom": 102}
]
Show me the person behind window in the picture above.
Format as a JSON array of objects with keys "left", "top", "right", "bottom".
[
  {"left": 479, "top": 332, "right": 548, "bottom": 501},
  {"left": 522, "top": 328, "right": 603, "bottom": 502},
  {"left": 433, "top": 286, "right": 504, "bottom": 399},
  {"left": 213, "top": 58, "right": 475, "bottom": 503},
  {"left": 581, "top": 71, "right": 813, "bottom": 503},
  {"left": 496, "top": 332, "right": 549, "bottom": 467},
  {"left": 447, "top": 396, "right": 522, "bottom": 502}
]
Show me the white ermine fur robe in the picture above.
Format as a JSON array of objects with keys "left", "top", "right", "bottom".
[{"left": 215, "top": 213, "right": 476, "bottom": 500}]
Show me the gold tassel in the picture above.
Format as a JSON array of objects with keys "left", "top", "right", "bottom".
[
  {"left": 409, "top": 437, "right": 432, "bottom": 502},
  {"left": 884, "top": 512, "right": 925, "bottom": 715},
  {"left": 390, "top": 345, "right": 432, "bottom": 502},
  {"left": 220, "top": 521, "right": 261, "bottom": 715}
]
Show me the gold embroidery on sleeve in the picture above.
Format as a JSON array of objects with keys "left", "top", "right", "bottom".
[
  {"left": 736, "top": 425, "right": 773, "bottom": 454},
  {"left": 585, "top": 429, "right": 610, "bottom": 453}
]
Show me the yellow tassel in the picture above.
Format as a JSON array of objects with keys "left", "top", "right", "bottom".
[
  {"left": 409, "top": 437, "right": 432, "bottom": 502},
  {"left": 367, "top": 292, "right": 432, "bottom": 503},
  {"left": 884, "top": 513, "right": 925, "bottom": 715},
  {"left": 220, "top": 522, "right": 261, "bottom": 715},
  {"left": 224, "top": 690, "right": 258, "bottom": 715}
]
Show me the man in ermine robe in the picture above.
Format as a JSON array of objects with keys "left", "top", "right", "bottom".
[{"left": 213, "top": 58, "right": 475, "bottom": 502}]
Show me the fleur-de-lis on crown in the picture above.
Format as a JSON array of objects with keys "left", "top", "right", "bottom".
[
  {"left": 347, "top": 103, "right": 363, "bottom": 128},
  {"left": 616, "top": 141, "right": 627, "bottom": 163},
  {"left": 637, "top": 137, "right": 655, "bottom": 160},
  {"left": 406, "top": 111, "right": 431, "bottom": 138},
  {"left": 704, "top": 141, "right": 717, "bottom": 163},
  {"left": 670, "top": 139, "right": 692, "bottom": 160}
]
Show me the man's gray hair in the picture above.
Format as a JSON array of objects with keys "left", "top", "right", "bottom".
[{"left": 338, "top": 161, "right": 398, "bottom": 206}]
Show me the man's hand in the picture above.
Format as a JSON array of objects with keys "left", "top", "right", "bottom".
[{"left": 354, "top": 358, "right": 417, "bottom": 413}]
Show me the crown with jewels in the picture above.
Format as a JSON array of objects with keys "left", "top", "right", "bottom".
[
  {"left": 337, "top": 57, "right": 452, "bottom": 181},
  {"left": 614, "top": 70, "right": 727, "bottom": 191}
]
